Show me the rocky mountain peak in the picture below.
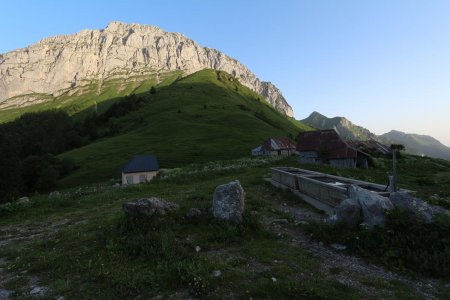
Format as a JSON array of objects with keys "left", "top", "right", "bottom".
[{"left": 0, "top": 22, "right": 294, "bottom": 116}]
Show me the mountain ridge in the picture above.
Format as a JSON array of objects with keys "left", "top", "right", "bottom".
[
  {"left": 301, "top": 111, "right": 450, "bottom": 160},
  {"left": 0, "top": 21, "right": 293, "bottom": 116},
  {"left": 301, "top": 111, "right": 377, "bottom": 141}
]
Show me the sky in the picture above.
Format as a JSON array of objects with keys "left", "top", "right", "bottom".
[{"left": 1, "top": 0, "right": 449, "bottom": 145}]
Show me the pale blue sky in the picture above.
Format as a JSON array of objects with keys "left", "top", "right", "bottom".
[{"left": 1, "top": 0, "right": 449, "bottom": 145}]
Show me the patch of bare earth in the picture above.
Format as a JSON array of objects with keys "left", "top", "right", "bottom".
[{"left": 0, "top": 218, "right": 87, "bottom": 299}]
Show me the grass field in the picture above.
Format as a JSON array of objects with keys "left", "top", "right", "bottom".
[
  {"left": 57, "top": 70, "right": 312, "bottom": 187},
  {"left": 3, "top": 156, "right": 446, "bottom": 299}
]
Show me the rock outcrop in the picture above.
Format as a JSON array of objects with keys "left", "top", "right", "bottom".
[
  {"left": 348, "top": 185, "right": 394, "bottom": 229},
  {"left": 334, "top": 198, "right": 361, "bottom": 228},
  {"left": 0, "top": 21, "right": 293, "bottom": 116},
  {"left": 212, "top": 180, "right": 245, "bottom": 223},
  {"left": 389, "top": 192, "right": 448, "bottom": 223}
]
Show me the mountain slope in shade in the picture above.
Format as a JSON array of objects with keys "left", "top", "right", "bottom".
[
  {"left": 0, "top": 21, "right": 293, "bottom": 117},
  {"left": 57, "top": 69, "right": 311, "bottom": 187},
  {"left": 301, "top": 111, "right": 377, "bottom": 141},
  {"left": 380, "top": 130, "right": 450, "bottom": 160}
]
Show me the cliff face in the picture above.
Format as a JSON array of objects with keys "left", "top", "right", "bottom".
[{"left": 0, "top": 21, "right": 294, "bottom": 116}]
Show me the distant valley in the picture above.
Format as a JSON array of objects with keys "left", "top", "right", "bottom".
[{"left": 301, "top": 111, "right": 450, "bottom": 161}]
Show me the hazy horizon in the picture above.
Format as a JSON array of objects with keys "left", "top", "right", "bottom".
[{"left": 1, "top": 0, "right": 449, "bottom": 146}]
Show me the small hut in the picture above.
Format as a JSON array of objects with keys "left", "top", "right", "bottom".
[{"left": 122, "top": 155, "right": 159, "bottom": 185}]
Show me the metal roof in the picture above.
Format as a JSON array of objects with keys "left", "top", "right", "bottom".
[
  {"left": 346, "top": 139, "right": 392, "bottom": 155},
  {"left": 261, "top": 137, "right": 296, "bottom": 151},
  {"left": 122, "top": 155, "right": 159, "bottom": 173},
  {"left": 297, "top": 129, "right": 369, "bottom": 159}
]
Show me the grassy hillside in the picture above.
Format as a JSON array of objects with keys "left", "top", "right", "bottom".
[
  {"left": 0, "top": 71, "right": 182, "bottom": 123},
  {"left": 57, "top": 70, "right": 312, "bottom": 187},
  {"left": 1, "top": 156, "right": 449, "bottom": 299}
]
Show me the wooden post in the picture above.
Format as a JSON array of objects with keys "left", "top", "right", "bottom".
[
  {"left": 392, "top": 150, "right": 397, "bottom": 192},
  {"left": 388, "top": 175, "right": 395, "bottom": 193}
]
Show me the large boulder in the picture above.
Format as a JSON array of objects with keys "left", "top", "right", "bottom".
[
  {"left": 348, "top": 185, "right": 394, "bottom": 229},
  {"left": 335, "top": 198, "right": 361, "bottom": 228},
  {"left": 389, "top": 192, "right": 448, "bottom": 223},
  {"left": 122, "top": 197, "right": 179, "bottom": 218},
  {"left": 212, "top": 180, "right": 245, "bottom": 223}
]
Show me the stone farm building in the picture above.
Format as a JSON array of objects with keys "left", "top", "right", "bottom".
[
  {"left": 297, "top": 129, "right": 369, "bottom": 168},
  {"left": 252, "top": 137, "right": 297, "bottom": 156},
  {"left": 122, "top": 155, "right": 159, "bottom": 185}
]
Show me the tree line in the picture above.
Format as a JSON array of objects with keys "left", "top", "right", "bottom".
[{"left": 0, "top": 93, "right": 148, "bottom": 203}]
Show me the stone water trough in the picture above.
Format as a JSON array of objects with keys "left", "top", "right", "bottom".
[{"left": 270, "top": 167, "right": 412, "bottom": 215}]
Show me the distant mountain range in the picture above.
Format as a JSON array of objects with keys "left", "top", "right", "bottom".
[{"left": 301, "top": 111, "right": 450, "bottom": 161}]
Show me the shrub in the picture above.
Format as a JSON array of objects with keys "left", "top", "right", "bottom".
[{"left": 306, "top": 209, "right": 450, "bottom": 278}]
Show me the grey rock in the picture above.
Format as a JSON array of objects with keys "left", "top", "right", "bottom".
[
  {"left": 48, "top": 191, "right": 60, "bottom": 199},
  {"left": 295, "top": 220, "right": 310, "bottom": 226},
  {"left": 335, "top": 198, "right": 361, "bottom": 228},
  {"left": 271, "top": 218, "right": 289, "bottom": 224},
  {"left": 348, "top": 185, "right": 394, "bottom": 229},
  {"left": 389, "top": 192, "right": 448, "bottom": 222},
  {"left": 0, "top": 289, "right": 13, "bottom": 299},
  {"left": 30, "top": 286, "right": 49, "bottom": 297},
  {"left": 185, "top": 208, "right": 202, "bottom": 219},
  {"left": 0, "top": 22, "right": 293, "bottom": 117},
  {"left": 17, "top": 196, "right": 30, "bottom": 204},
  {"left": 122, "top": 197, "right": 179, "bottom": 217},
  {"left": 331, "top": 243, "right": 347, "bottom": 251},
  {"left": 212, "top": 180, "right": 245, "bottom": 223},
  {"left": 211, "top": 270, "right": 222, "bottom": 278},
  {"left": 56, "top": 296, "right": 65, "bottom": 300}
]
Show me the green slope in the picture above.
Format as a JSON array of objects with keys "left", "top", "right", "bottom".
[
  {"left": 58, "top": 70, "right": 312, "bottom": 187},
  {"left": 0, "top": 71, "right": 182, "bottom": 123}
]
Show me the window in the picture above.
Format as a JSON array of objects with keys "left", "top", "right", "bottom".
[
  {"left": 139, "top": 174, "right": 147, "bottom": 183},
  {"left": 126, "top": 175, "right": 133, "bottom": 184}
]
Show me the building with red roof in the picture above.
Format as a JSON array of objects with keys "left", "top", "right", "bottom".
[{"left": 297, "top": 129, "right": 369, "bottom": 168}]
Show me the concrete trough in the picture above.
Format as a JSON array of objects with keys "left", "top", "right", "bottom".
[{"left": 270, "top": 167, "right": 411, "bottom": 214}]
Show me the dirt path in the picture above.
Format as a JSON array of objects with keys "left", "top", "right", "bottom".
[{"left": 263, "top": 186, "right": 449, "bottom": 299}]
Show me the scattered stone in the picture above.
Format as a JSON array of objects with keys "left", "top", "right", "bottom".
[
  {"left": 17, "top": 197, "right": 30, "bottom": 204},
  {"left": 212, "top": 180, "right": 245, "bottom": 223},
  {"left": 331, "top": 244, "right": 347, "bottom": 251},
  {"left": 334, "top": 198, "right": 361, "bottom": 228},
  {"left": 30, "top": 286, "right": 49, "bottom": 297},
  {"left": 271, "top": 218, "right": 289, "bottom": 224},
  {"left": 48, "top": 191, "right": 60, "bottom": 199},
  {"left": 0, "top": 289, "right": 13, "bottom": 299},
  {"left": 195, "top": 246, "right": 201, "bottom": 253},
  {"left": 211, "top": 270, "right": 222, "bottom": 278},
  {"left": 185, "top": 208, "right": 202, "bottom": 220},
  {"left": 295, "top": 220, "right": 310, "bottom": 226},
  {"left": 112, "top": 183, "right": 121, "bottom": 188},
  {"left": 389, "top": 192, "right": 448, "bottom": 223},
  {"left": 271, "top": 277, "right": 277, "bottom": 283},
  {"left": 122, "top": 197, "right": 179, "bottom": 218},
  {"left": 348, "top": 185, "right": 393, "bottom": 229}
]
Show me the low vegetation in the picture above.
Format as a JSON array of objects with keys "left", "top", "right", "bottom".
[{"left": 306, "top": 209, "right": 450, "bottom": 279}]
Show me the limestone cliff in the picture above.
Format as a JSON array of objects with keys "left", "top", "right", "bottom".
[{"left": 0, "top": 21, "right": 294, "bottom": 116}]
